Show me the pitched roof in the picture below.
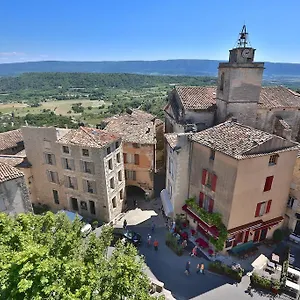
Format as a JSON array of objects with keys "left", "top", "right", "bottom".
[
  {"left": 171, "top": 86, "right": 300, "bottom": 111},
  {"left": 0, "top": 162, "right": 24, "bottom": 183},
  {"left": 258, "top": 86, "right": 300, "bottom": 109},
  {"left": 57, "top": 127, "right": 119, "bottom": 149},
  {"left": 103, "top": 110, "right": 156, "bottom": 144},
  {"left": 174, "top": 86, "right": 217, "bottom": 110},
  {"left": 191, "top": 121, "right": 297, "bottom": 159},
  {"left": 164, "top": 133, "right": 178, "bottom": 149},
  {"left": 0, "top": 156, "right": 24, "bottom": 167},
  {"left": 0, "top": 129, "right": 23, "bottom": 151}
]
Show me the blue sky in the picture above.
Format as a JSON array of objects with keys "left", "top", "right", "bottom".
[{"left": 0, "top": 0, "right": 299, "bottom": 63}]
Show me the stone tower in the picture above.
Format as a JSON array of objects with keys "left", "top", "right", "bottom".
[{"left": 216, "top": 25, "right": 264, "bottom": 127}]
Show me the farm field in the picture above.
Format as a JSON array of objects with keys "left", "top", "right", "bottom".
[{"left": 0, "top": 99, "right": 107, "bottom": 117}]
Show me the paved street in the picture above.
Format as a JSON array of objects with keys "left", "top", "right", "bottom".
[{"left": 114, "top": 199, "right": 292, "bottom": 300}]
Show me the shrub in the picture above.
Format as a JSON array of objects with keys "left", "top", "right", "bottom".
[
  {"left": 251, "top": 273, "right": 280, "bottom": 291},
  {"left": 209, "top": 261, "right": 243, "bottom": 282},
  {"left": 165, "top": 232, "right": 183, "bottom": 256},
  {"left": 273, "top": 229, "right": 283, "bottom": 243}
]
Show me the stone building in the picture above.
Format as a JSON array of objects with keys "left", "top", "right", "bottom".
[
  {"left": 285, "top": 153, "right": 300, "bottom": 236},
  {"left": 163, "top": 121, "right": 298, "bottom": 250},
  {"left": 0, "top": 129, "right": 24, "bottom": 155},
  {"left": 164, "top": 26, "right": 300, "bottom": 142},
  {"left": 22, "top": 126, "right": 125, "bottom": 223},
  {"left": 0, "top": 162, "right": 32, "bottom": 214},
  {"left": 102, "top": 109, "right": 164, "bottom": 198}
]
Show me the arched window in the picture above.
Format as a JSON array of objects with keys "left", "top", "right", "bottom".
[{"left": 219, "top": 73, "right": 225, "bottom": 91}]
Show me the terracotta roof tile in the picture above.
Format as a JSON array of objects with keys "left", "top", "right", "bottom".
[
  {"left": 57, "top": 127, "right": 119, "bottom": 149},
  {"left": 0, "top": 162, "right": 24, "bottom": 183},
  {"left": 164, "top": 133, "right": 178, "bottom": 149},
  {"left": 0, "top": 156, "right": 24, "bottom": 167},
  {"left": 0, "top": 129, "right": 23, "bottom": 151},
  {"left": 258, "top": 87, "right": 300, "bottom": 109},
  {"left": 191, "top": 121, "right": 297, "bottom": 159},
  {"left": 175, "top": 86, "right": 217, "bottom": 110},
  {"left": 104, "top": 109, "right": 156, "bottom": 144}
]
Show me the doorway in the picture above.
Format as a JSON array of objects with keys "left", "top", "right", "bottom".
[
  {"left": 253, "top": 230, "right": 260, "bottom": 243},
  {"left": 259, "top": 228, "right": 268, "bottom": 241}
]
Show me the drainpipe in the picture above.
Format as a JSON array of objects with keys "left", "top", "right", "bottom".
[{"left": 187, "top": 140, "right": 193, "bottom": 199}]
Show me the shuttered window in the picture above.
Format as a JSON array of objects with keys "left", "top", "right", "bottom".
[
  {"left": 134, "top": 154, "right": 140, "bottom": 165},
  {"left": 83, "top": 179, "right": 97, "bottom": 194},
  {"left": 201, "top": 169, "right": 207, "bottom": 185},
  {"left": 64, "top": 176, "right": 78, "bottom": 190},
  {"left": 46, "top": 170, "right": 59, "bottom": 183},
  {"left": 61, "top": 158, "right": 75, "bottom": 171},
  {"left": 208, "top": 198, "right": 214, "bottom": 213},
  {"left": 255, "top": 203, "right": 261, "bottom": 217},
  {"left": 211, "top": 174, "right": 217, "bottom": 192},
  {"left": 199, "top": 192, "right": 204, "bottom": 208},
  {"left": 266, "top": 199, "right": 272, "bottom": 214},
  {"left": 123, "top": 153, "right": 127, "bottom": 163},
  {"left": 81, "top": 161, "right": 95, "bottom": 174},
  {"left": 264, "top": 176, "right": 274, "bottom": 192},
  {"left": 44, "top": 153, "right": 56, "bottom": 165}
]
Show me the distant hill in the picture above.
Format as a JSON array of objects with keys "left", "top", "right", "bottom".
[{"left": 1, "top": 60, "right": 300, "bottom": 78}]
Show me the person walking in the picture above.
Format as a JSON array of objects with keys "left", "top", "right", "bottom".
[
  {"left": 190, "top": 246, "right": 198, "bottom": 257},
  {"left": 185, "top": 261, "right": 191, "bottom": 276},
  {"left": 200, "top": 263, "right": 205, "bottom": 275},
  {"left": 196, "top": 263, "right": 201, "bottom": 274},
  {"left": 147, "top": 234, "right": 152, "bottom": 247},
  {"left": 153, "top": 239, "right": 159, "bottom": 251},
  {"left": 181, "top": 239, "right": 187, "bottom": 249},
  {"left": 151, "top": 221, "right": 155, "bottom": 233},
  {"left": 123, "top": 219, "right": 127, "bottom": 230}
]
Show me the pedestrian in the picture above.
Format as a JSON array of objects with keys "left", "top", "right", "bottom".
[
  {"left": 151, "top": 221, "right": 155, "bottom": 233},
  {"left": 181, "top": 239, "right": 187, "bottom": 248},
  {"left": 123, "top": 219, "right": 127, "bottom": 230},
  {"left": 153, "top": 239, "right": 159, "bottom": 251},
  {"left": 147, "top": 234, "right": 152, "bottom": 247},
  {"left": 190, "top": 246, "right": 197, "bottom": 257},
  {"left": 196, "top": 263, "right": 200, "bottom": 274},
  {"left": 185, "top": 261, "right": 191, "bottom": 275},
  {"left": 200, "top": 263, "right": 205, "bottom": 275}
]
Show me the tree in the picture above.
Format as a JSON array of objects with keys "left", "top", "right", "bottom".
[{"left": 0, "top": 212, "right": 159, "bottom": 300}]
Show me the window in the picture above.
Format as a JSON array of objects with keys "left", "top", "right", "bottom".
[
  {"left": 112, "top": 197, "right": 117, "bottom": 208},
  {"left": 62, "top": 146, "right": 70, "bottom": 154},
  {"left": 81, "top": 161, "right": 95, "bottom": 174},
  {"left": 168, "top": 180, "right": 172, "bottom": 197},
  {"left": 264, "top": 176, "right": 274, "bottom": 192},
  {"left": 83, "top": 179, "right": 96, "bottom": 194},
  {"left": 44, "top": 153, "right": 56, "bottom": 165},
  {"left": 64, "top": 176, "right": 78, "bottom": 189},
  {"left": 80, "top": 201, "right": 87, "bottom": 210},
  {"left": 110, "top": 177, "right": 115, "bottom": 189},
  {"left": 255, "top": 200, "right": 272, "bottom": 217},
  {"left": 46, "top": 170, "right": 59, "bottom": 183},
  {"left": 125, "top": 170, "right": 136, "bottom": 180},
  {"left": 199, "top": 192, "right": 214, "bottom": 213},
  {"left": 210, "top": 150, "right": 215, "bottom": 161},
  {"left": 219, "top": 73, "right": 225, "bottom": 91},
  {"left": 269, "top": 155, "right": 278, "bottom": 166},
  {"left": 287, "top": 196, "right": 296, "bottom": 208},
  {"left": 107, "top": 147, "right": 111, "bottom": 155},
  {"left": 132, "top": 143, "right": 140, "bottom": 148},
  {"left": 118, "top": 170, "right": 122, "bottom": 181},
  {"left": 108, "top": 159, "right": 113, "bottom": 170},
  {"left": 116, "top": 152, "right": 121, "bottom": 163},
  {"left": 116, "top": 141, "right": 120, "bottom": 149},
  {"left": 89, "top": 200, "right": 96, "bottom": 215},
  {"left": 82, "top": 149, "right": 89, "bottom": 156},
  {"left": 134, "top": 154, "right": 139, "bottom": 165},
  {"left": 125, "top": 153, "right": 135, "bottom": 164},
  {"left": 119, "top": 189, "right": 124, "bottom": 200},
  {"left": 61, "top": 158, "right": 75, "bottom": 171},
  {"left": 71, "top": 197, "right": 78, "bottom": 211},
  {"left": 53, "top": 190, "right": 59, "bottom": 204}
]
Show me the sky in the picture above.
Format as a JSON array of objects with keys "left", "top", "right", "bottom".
[{"left": 0, "top": 0, "right": 300, "bottom": 63}]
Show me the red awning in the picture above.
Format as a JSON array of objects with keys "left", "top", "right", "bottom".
[{"left": 182, "top": 204, "right": 219, "bottom": 238}]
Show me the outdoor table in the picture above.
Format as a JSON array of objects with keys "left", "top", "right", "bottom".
[
  {"left": 195, "top": 237, "right": 209, "bottom": 249},
  {"left": 271, "top": 253, "right": 280, "bottom": 264}
]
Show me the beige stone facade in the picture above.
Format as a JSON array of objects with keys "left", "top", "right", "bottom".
[{"left": 22, "top": 126, "right": 125, "bottom": 223}]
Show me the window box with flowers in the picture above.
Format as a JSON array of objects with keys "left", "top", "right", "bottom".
[{"left": 185, "top": 198, "right": 228, "bottom": 251}]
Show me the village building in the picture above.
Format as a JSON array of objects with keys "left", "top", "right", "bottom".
[
  {"left": 0, "top": 162, "right": 32, "bottom": 214},
  {"left": 0, "top": 129, "right": 24, "bottom": 155},
  {"left": 21, "top": 126, "right": 125, "bottom": 223},
  {"left": 102, "top": 108, "right": 164, "bottom": 198},
  {"left": 164, "top": 26, "right": 300, "bottom": 142},
  {"left": 163, "top": 121, "right": 298, "bottom": 251}
]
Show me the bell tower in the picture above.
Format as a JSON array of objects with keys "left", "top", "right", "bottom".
[{"left": 216, "top": 25, "right": 264, "bottom": 127}]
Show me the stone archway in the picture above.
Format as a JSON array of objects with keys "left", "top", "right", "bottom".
[{"left": 126, "top": 185, "right": 146, "bottom": 209}]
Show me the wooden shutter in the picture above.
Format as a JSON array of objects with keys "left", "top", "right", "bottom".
[
  {"left": 90, "top": 162, "right": 95, "bottom": 174},
  {"left": 211, "top": 174, "right": 217, "bottom": 192},
  {"left": 199, "top": 192, "right": 204, "bottom": 208},
  {"left": 266, "top": 199, "right": 272, "bottom": 214},
  {"left": 134, "top": 154, "right": 139, "bottom": 165},
  {"left": 123, "top": 153, "right": 127, "bottom": 163},
  {"left": 70, "top": 159, "right": 75, "bottom": 171},
  {"left": 61, "top": 158, "right": 66, "bottom": 169},
  {"left": 244, "top": 230, "right": 250, "bottom": 243},
  {"left": 201, "top": 169, "right": 207, "bottom": 185},
  {"left": 208, "top": 198, "right": 214, "bottom": 213},
  {"left": 255, "top": 203, "right": 261, "bottom": 217},
  {"left": 264, "top": 176, "right": 274, "bottom": 192}
]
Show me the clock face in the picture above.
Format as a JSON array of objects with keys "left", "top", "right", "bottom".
[{"left": 242, "top": 49, "right": 251, "bottom": 58}]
